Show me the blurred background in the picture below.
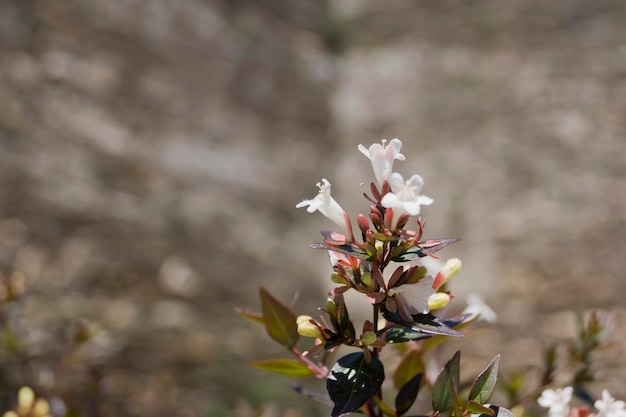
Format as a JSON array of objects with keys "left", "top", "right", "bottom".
[{"left": 1, "top": 1, "right": 625, "bottom": 416}]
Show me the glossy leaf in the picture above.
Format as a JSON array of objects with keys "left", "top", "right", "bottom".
[
  {"left": 467, "top": 401, "right": 495, "bottom": 416},
  {"left": 392, "top": 238, "right": 461, "bottom": 262},
  {"left": 411, "top": 321, "right": 463, "bottom": 338},
  {"left": 383, "top": 327, "right": 432, "bottom": 343},
  {"left": 380, "top": 310, "right": 464, "bottom": 338},
  {"left": 478, "top": 405, "right": 517, "bottom": 417},
  {"left": 291, "top": 384, "right": 334, "bottom": 407},
  {"left": 469, "top": 355, "right": 500, "bottom": 404},
  {"left": 235, "top": 307, "right": 265, "bottom": 325},
  {"left": 259, "top": 287, "right": 299, "bottom": 348},
  {"left": 312, "top": 232, "right": 371, "bottom": 260},
  {"left": 395, "top": 374, "right": 422, "bottom": 416},
  {"left": 336, "top": 294, "right": 356, "bottom": 342},
  {"left": 394, "top": 350, "right": 424, "bottom": 389},
  {"left": 327, "top": 352, "right": 385, "bottom": 417},
  {"left": 432, "top": 350, "right": 460, "bottom": 413},
  {"left": 373, "top": 397, "right": 398, "bottom": 417},
  {"left": 251, "top": 359, "right": 316, "bottom": 378}
]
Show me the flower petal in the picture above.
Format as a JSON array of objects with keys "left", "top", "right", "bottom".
[
  {"left": 297, "top": 179, "right": 350, "bottom": 237},
  {"left": 358, "top": 139, "right": 405, "bottom": 185}
]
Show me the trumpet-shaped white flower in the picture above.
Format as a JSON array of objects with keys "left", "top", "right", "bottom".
[
  {"left": 296, "top": 179, "right": 350, "bottom": 237},
  {"left": 388, "top": 275, "right": 434, "bottom": 315},
  {"left": 358, "top": 138, "right": 405, "bottom": 185},
  {"left": 538, "top": 387, "right": 573, "bottom": 417},
  {"left": 595, "top": 390, "right": 626, "bottom": 417},
  {"left": 462, "top": 293, "right": 497, "bottom": 323},
  {"left": 381, "top": 172, "right": 434, "bottom": 216}
]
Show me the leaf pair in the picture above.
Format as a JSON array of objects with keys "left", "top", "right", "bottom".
[
  {"left": 238, "top": 288, "right": 314, "bottom": 378},
  {"left": 432, "top": 351, "right": 501, "bottom": 417}
]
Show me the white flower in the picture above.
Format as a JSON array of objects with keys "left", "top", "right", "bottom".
[
  {"left": 462, "top": 293, "right": 497, "bottom": 323},
  {"left": 381, "top": 172, "right": 434, "bottom": 217},
  {"left": 296, "top": 179, "right": 350, "bottom": 237},
  {"left": 358, "top": 138, "right": 405, "bottom": 185},
  {"left": 595, "top": 390, "right": 626, "bottom": 417},
  {"left": 538, "top": 387, "right": 573, "bottom": 417},
  {"left": 388, "top": 275, "right": 435, "bottom": 314}
]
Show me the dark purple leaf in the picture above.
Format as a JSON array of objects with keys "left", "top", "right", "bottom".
[
  {"left": 395, "top": 374, "right": 422, "bottom": 416},
  {"left": 392, "top": 238, "right": 461, "bottom": 262},
  {"left": 311, "top": 242, "right": 371, "bottom": 260},
  {"left": 327, "top": 352, "right": 385, "bottom": 417}
]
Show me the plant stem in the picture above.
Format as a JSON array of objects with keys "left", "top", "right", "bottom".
[{"left": 372, "top": 304, "right": 384, "bottom": 417}]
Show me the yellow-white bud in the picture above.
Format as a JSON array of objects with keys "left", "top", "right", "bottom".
[
  {"left": 296, "top": 315, "right": 323, "bottom": 339},
  {"left": 361, "top": 331, "right": 378, "bottom": 346},
  {"left": 18, "top": 386, "right": 35, "bottom": 413},
  {"left": 428, "top": 292, "right": 451, "bottom": 310},
  {"left": 440, "top": 258, "right": 462, "bottom": 285},
  {"left": 33, "top": 398, "right": 50, "bottom": 416}
]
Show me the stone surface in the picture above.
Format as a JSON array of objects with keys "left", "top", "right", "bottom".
[{"left": 1, "top": 1, "right": 625, "bottom": 416}]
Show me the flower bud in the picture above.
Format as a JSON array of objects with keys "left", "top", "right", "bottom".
[
  {"left": 18, "top": 386, "right": 35, "bottom": 413},
  {"left": 296, "top": 315, "right": 323, "bottom": 339},
  {"left": 433, "top": 258, "right": 462, "bottom": 289},
  {"left": 357, "top": 214, "right": 370, "bottom": 234},
  {"left": 427, "top": 292, "right": 451, "bottom": 310},
  {"left": 441, "top": 258, "right": 461, "bottom": 281},
  {"left": 361, "top": 331, "right": 378, "bottom": 346},
  {"left": 33, "top": 398, "right": 51, "bottom": 416},
  {"left": 395, "top": 212, "right": 410, "bottom": 230}
]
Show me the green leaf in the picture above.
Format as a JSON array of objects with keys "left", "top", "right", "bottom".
[
  {"left": 469, "top": 355, "right": 500, "bottom": 404},
  {"left": 432, "top": 350, "right": 460, "bottom": 413},
  {"left": 394, "top": 350, "right": 424, "bottom": 389},
  {"left": 336, "top": 294, "right": 356, "bottom": 342},
  {"left": 235, "top": 307, "right": 265, "bottom": 325},
  {"left": 395, "top": 374, "right": 422, "bottom": 416},
  {"left": 327, "top": 351, "right": 385, "bottom": 417},
  {"left": 251, "top": 358, "right": 316, "bottom": 378},
  {"left": 373, "top": 396, "right": 398, "bottom": 417},
  {"left": 331, "top": 273, "right": 350, "bottom": 285},
  {"left": 466, "top": 401, "right": 495, "bottom": 416},
  {"left": 450, "top": 376, "right": 463, "bottom": 417},
  {"left": 259, "top": 287, "right": 299, "bottom": 348}
]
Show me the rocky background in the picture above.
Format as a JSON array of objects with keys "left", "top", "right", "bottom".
[{"left": 1, "top": 1, "right": 625, "bottom": 416}]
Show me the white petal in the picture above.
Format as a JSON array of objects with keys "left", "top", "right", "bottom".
[
  {"left": 388, "top": 138, "right": 406, "bottom": 161},
  {"left": 417, "top": 195, "right": 434, "bottom": 206},
  {"left": 388, "top": 172, "right": 406, "bottom": 193},
  {"left": 381, "top": 192, "right": 401, "bottom": 208},
  {"left": 400, "top": 201, "right": 421, "bottom": 216},
  {"left": 358, "top": 144, "right": 371, "bottom": 159},
  {"left": 406, "top": 174, "right": 424, "bottom": 190}
]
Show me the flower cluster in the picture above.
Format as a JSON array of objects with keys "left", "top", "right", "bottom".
[
  {"left": 243, "top": 138, "right": 503, "bottom": 416},
  {"left": 296, "top": 139, "right": 452, "bottom": 326},
  {"left": 284, "top": 138, "right": 498, "bottom": 416},
  {"left": 539, "top": 388, "right": 626, "bottom": 417},
  {"left": 243, "top": 138, "right": 505, "bottom": 417},
  {"left": 2, "top": 386, "right": 53, "bottom": 417},
  {"left": 243, "top": 137, "right": 621, "bottom": 417}
]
